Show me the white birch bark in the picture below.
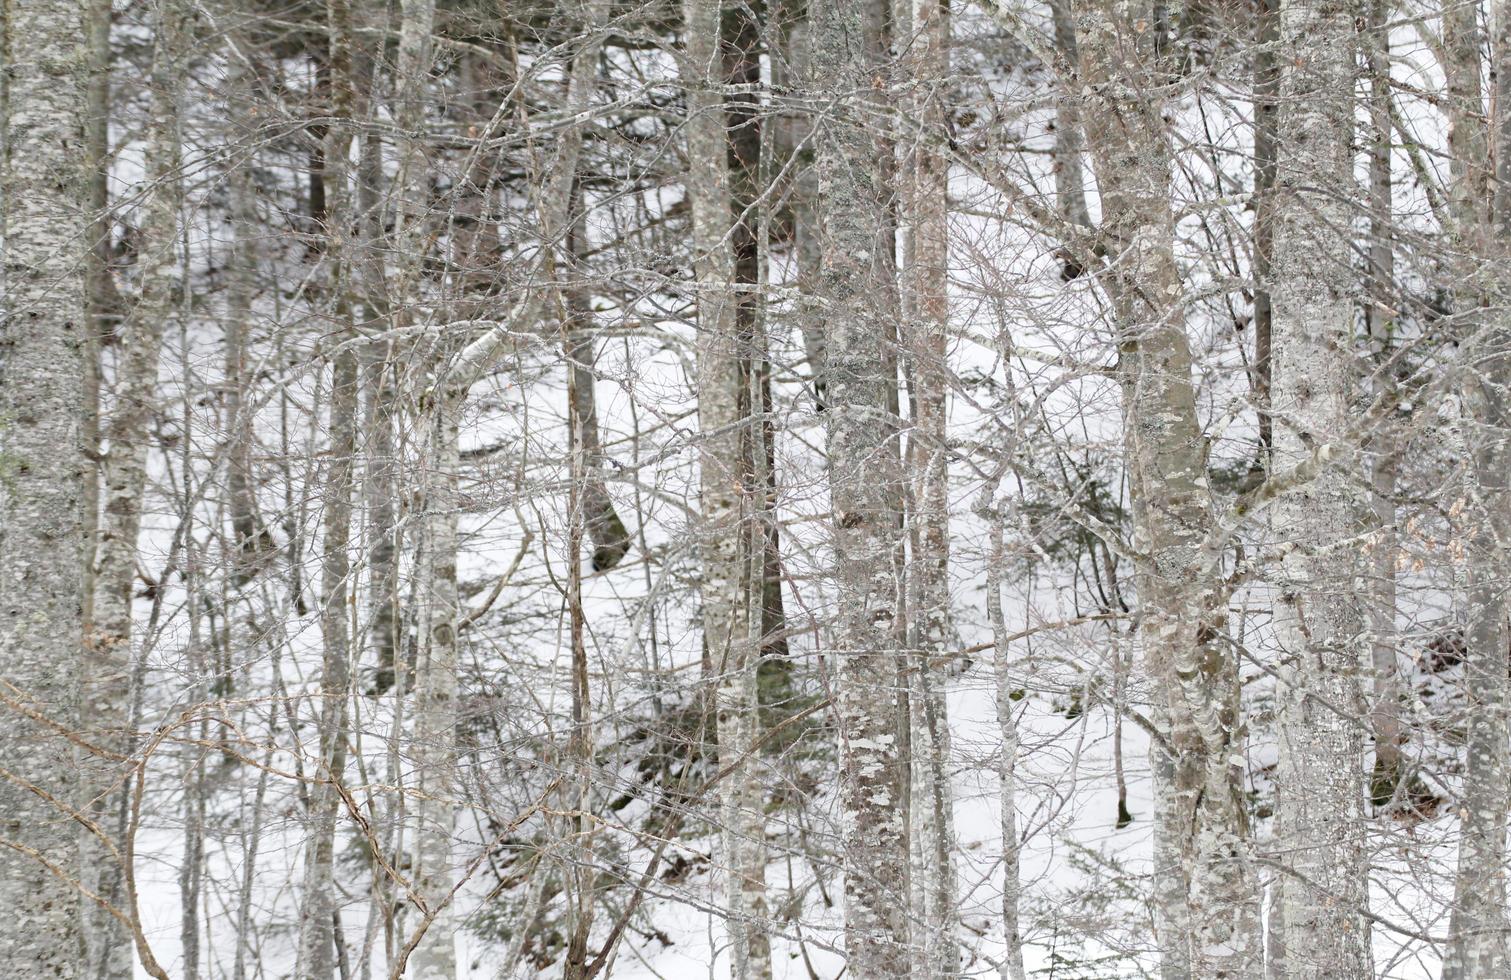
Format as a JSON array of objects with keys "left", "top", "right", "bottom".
[
  {"left": 810, "top": 0, "right": 911, "bottom": 972},
  {"left": 410, "top": 398, "right": 460, "bottom": 980},
  {"left": 985, "top": 500, "right": 1027, "bottom": 980},
  {"left": 1269, "top": 0, "right": 1371, "bottom": 971},
  {"left": 388, "top": 0, "right": 458, "bottom": 975},
  {"left": 0, "top": 0, "right": 90, "bottom": 974}
]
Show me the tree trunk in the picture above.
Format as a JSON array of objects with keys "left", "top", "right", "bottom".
[
  {"left": 985, "top": 502, "right": 1027, "bottom": 980},
  {"left": 0, "top": 0, "right": 90, "bottom": 974},
  {"left": 810, "top": 0, "right": 911, "bottom": 972},
  {"left": 1251, "top": 0, "right": 1279, "bottom": 459},
  {"left": 901, "top": 0, "right": 959, "bottom": 973},
  {"left": 1046, "top": 0, "right": 1091, "bottom": 238},
  {"left": 1362, "top": 0, "right": 1404, "bottom": 808},
  {"left": 410, "top": 396, "right": 460, "bottom": 980},
  {"left": 1442, "top": 0, "right": 1511, "bottom": 972},
  {"left": 296, "top": 0, "right": 358, "bottom": 972},
  {"left": 683, "top": 0, "right": 770, "bottom": 971},
  {"left": 1075, "top": 4, "right": 1260, "bottom": 975},
  {"left": 80, "top": 0, "right": 125, "bottom": 976},
  {"left": 86, "top": 0, "right": 184, "bottom": 973},
  {"left": 1269, "top": 0, "right": 1371, "bottom": 972},
  {"left": 564, "top": 192, "right": 632, "bottom": 575}
]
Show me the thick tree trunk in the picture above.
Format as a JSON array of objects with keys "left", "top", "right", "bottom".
[
  {"left": 1269, "top": 0, "right": 1371, "bottom": 972},
  {"left": 1075, "top": 4, "right": 1260, "bottom": 975},
  {"left": 0, "top": 0, "right": 90, "bottom": 975},
  {"left": 810, "top": 0, "right": 911, "bottom": 973},
  {"left": 1442, "top": 0, "right": 1511, "bottom": 972}
]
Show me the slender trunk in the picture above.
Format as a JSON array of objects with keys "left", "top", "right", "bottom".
[
  {"left": 1442, "top": 0, "right": 1511, "bottom": 972},
  {"left": 0, "top": 0, "right": 90, "bottom": 973},
  {"left": 86, "top": 1, "right": 184, "bottom": 974},
  {"left": 1251, "top": 0, "right": 1279, "bottom": 459},
  {"left": 82, "top": 0, "right": 111, "bottom": 636},
  {"left": 1364, "top": 0, "right": 1404, "bottom": 807},
  {"left": 985, "top": 503, "right": 1026, "bottom": 980},
  {"left": 810, "top": 0, "right": 911, "bottom": 972},
  {"left": 362, "top": 11, "right": 399, "bottom": 695},
  {"left": 225, "top": 156, "right": 267, "bottom": 588},
  {"left": 1269, "top": 0, "right": 1371, "bottom": 972},
  {"left": 411, "top": 397, "right": 460, "bottom": 980},
  {"left": 564, "top": 194, "right": 631, "bottom": 574},
  {"left": 901, "top": 0, "right": 959, "bottom": 973},
  {"left": 297, "top": 1, "right": 358, "bottom": 971},
  {"left": 683, "top": 0, "right": 769, "bottom": 971},
  {"left": 1046, "top": 0, "right": 1091, "bottom": 238},
  {"left": 389, "top": 0, "right": 458, "bottom": 975},
  {"left": 774, "top": 12, "right": 828, "bottom": 410},
  {"left": 80, "top": 0, "right": 125, "bottom": 976},
  {"left": 562, "top": 316, "right": 596, "bottom": 980}
]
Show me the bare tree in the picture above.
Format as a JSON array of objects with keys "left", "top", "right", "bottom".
[
  {"left": 0, "top": 0, "right": 91, "bottom": 974},
  {"left": 1268, "top": 0, "right": 1372, "bottom": 970},
  {"left": 810, "top": 0, "right": 912, "bottom": 973}
]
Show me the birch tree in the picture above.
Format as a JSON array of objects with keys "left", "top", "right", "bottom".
[{"left": 900, "top": 0, "right": 959, "bottom": 972}]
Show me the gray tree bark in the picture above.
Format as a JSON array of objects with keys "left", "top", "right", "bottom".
[
  {"left": 1269, "top": 0, "right": 1372, "bottom": 972},
  {"left": 1363, "top": 0, "right": 1404, "bottom": 809},
  {"left": 1075, "top": 4, "right": 1260, "bottom": 974},
  {"left": 1442, "top": 0, "right": 1511, "bottom": 972},
  {"left": 900, "top": 0, "right": 959, "bottom": 973},
  {"left": 682, "top": 0, "right": 771, "bottom": 971},
  {"left": 810, "top": 0, "right": 912, "bottom": 973},
  {"left": 296, "top": 0, "right": 359, "bottom": 972},
  {"left": 0, "top": 0, "right": 91, "bottom": 975}
]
